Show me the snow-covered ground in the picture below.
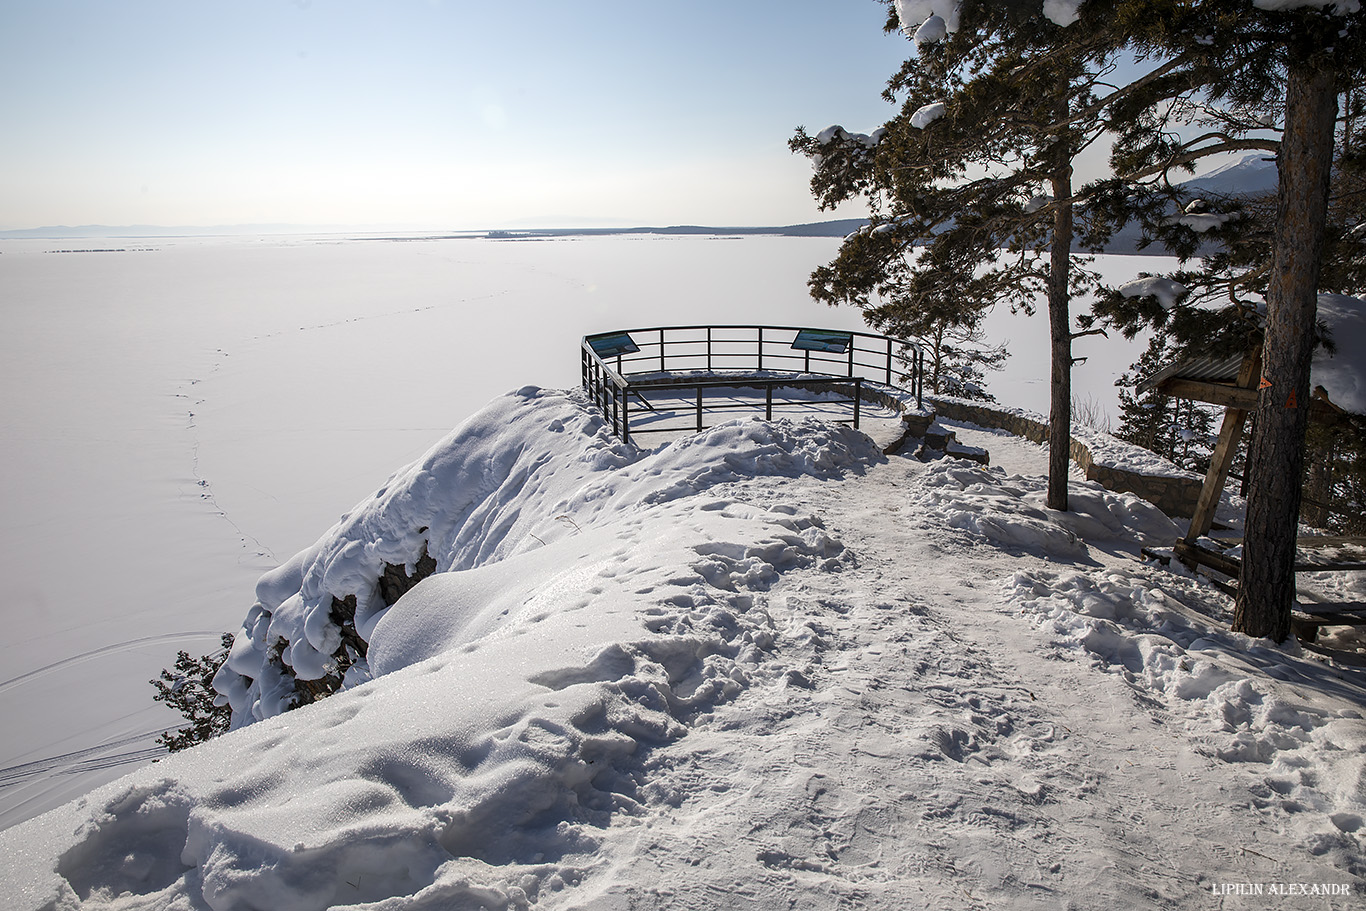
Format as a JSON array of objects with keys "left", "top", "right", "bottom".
[
  {"left": 2, "top": 387, "right": 1363, "bottom": 910},
  {"left": 0, "top": 234, "right": 1159, "bottom": 831}
]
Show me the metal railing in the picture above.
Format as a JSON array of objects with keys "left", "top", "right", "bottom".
[{"left": 580, "top": 324, "right": 924, "bottom": 444}]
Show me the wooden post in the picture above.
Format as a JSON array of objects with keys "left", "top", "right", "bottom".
[{"left": 1183, "top": 350, "right": 1261, "bottom": 544}]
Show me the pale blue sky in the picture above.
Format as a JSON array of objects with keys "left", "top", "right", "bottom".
[{"left": 1, "top": 0, "right": 911, "bottom": 230}]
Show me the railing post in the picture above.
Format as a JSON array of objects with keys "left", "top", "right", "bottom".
[
  {"left": 696, "top": 385, "right": 703, "bottom": 432},
  {"left": 757, "top": 327, "right": 764, "bottom": 371},
  {"left": 804, "top": 348, "right": 810, "bottom": 373},
  {"left": 853, "top": 378, "right": 862, "bottom": 429},
  {"left": 848, "top": 340, "right": 855, "bottom": 377},
  {"left": 622, "top": 387, "right": 630, "bottom": 444},
  {"left": 886, "top": 337, "right": 893, "bottom": 386},
  {"left": 660, "top": 328, "right": 666, "bottom": 374},
  {"left": 916, "top": 349, "right": 923, "bottom": 409},
  {"left": 765, "top": 384, "right": 773, "bottom": 421},
  {"left": 707, "top": 327, "right": 712, "bottom": 371}
]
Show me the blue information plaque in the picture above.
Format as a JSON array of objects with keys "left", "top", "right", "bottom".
[
  {"left": 792, "top": 329, "right": 853, "bottom": 354},
  {"left": 587, "top": 332, "right": 640, "bottom": 358}
]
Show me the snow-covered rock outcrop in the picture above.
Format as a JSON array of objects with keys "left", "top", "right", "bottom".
[{"left": 213, "top": 387, "right": 876, "bottom": 727}]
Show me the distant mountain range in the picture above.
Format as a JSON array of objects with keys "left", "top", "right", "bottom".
[
  {"left": 1, "top": 156, "right": 1276, "bottom": 248},
  {"left": 479, "top": 220, "right": 870, "bottom": 239},
  {"left": 0, "top": 220, "right": 871, "bottom": 241},
  {"left": 1182, "top": 153, "right": 1278, "bottom": 198}
]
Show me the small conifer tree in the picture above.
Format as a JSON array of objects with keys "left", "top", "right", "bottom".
[
  {"left": 150, "top": 633, "right": 235, "bottom": 753},
  {"left": 1114, "top": 334, "right": 1216, "bottom": 473}
]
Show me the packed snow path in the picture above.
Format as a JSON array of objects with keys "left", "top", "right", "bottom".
[
  {"left": 1, "top": 389, "right": 1362, "bottom": 910},
  {"left": 614, "top": 460, "right": 1364, "bottom": 908}
]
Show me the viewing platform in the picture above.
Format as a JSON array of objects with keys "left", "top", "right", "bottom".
[{"left": 579, "top": 324, "right": 937, "bottom": 452}]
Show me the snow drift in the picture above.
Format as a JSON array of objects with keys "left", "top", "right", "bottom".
[
  {"left": 1, "top": 389, "right": 880, "bottom": 910},
  {"left": 2, "top": 389, "right": 1363, "bottom": 910}
]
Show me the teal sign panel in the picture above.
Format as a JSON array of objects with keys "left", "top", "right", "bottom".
[
  {"left": 792, "top": 329, "right": 853, "bottom": 354},
  {"left": 588, "top": 332, "right": 640, "bottom": 358}
]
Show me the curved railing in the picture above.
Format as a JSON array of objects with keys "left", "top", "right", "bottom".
[{"left": 580, "top": 324, "right": 924, "bottom": 443}]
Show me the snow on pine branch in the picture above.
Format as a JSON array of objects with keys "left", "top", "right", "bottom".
[
  {"left": 894, "top": 0, "right": 1082, "bottom": 34},
  {"left": 894, "top": 1, "right": 960, "bottom": 36},
  {"left": 1118, "top": 275, "right": 1190, "bottom": 309},
  {"left": 894, "top": 0, "right": 1357, "bottom": 41},
  {"left": 910, "top": 102, "right": 948, "bottom": 129},
  {"left": 815, "top": 125, "right": 885, "bottom": 147}
]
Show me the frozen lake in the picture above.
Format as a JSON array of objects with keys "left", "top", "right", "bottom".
[{"left": 0, "top": 232, "right": 1155, "bottom": 828}]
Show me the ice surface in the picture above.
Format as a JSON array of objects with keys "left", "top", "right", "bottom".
[{"left": 6, "top": 234, "right": 1361, "bottom": 908}]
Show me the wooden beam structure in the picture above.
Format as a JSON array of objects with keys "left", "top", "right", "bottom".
[
  {"left": 1182, "top": 351, "right": 1260, "bottom": 545},
  {"left": 1145, "top": 346, "right": 1364, "bottom": 640},
  {"left": 1154, "top": 377, "right": 1343, "bottom": 421}
]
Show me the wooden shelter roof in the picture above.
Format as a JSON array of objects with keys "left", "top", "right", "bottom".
[{"left": 1139, "top": 350, "right": 1345, "bottom": 422}]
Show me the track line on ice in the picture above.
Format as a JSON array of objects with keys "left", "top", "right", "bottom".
[
  {"left": 0, "top": 631, "right": 224, "bottom": 695},
  {"left": 0, "top": 730, "right": 169, "bottom": 789},
  {"left": 180, "top": 375, "right": 279, "bottom": 564},
  {"left": 243, "top": 292, "right": 509, "bottom": 342}
]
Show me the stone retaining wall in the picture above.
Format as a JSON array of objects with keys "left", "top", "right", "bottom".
[{"left": 927, "top": 397, "right": 1205, "bottom": 519}]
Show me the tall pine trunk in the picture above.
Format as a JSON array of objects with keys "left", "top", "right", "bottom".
[
  {"left": 1232, "top": 64, "right": 1337, "bottom": 641},
  {"left": 1046, "top": 161, "right": 1074, "bottom": 512}
]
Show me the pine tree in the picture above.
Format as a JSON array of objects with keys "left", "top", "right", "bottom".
[
  {"left": 150, "top": 633, "right": 235, "bottom": 753},
  {"left": 860, "top": 282, "right": 1008, "bottom": 400},
  {"left": 1114, "top": 333, "right": 1216, "bottom": 472},
  {"left": 1078, "top": 0, "right": 1366, "bottom": 640},
  {"left": 791, "top": 1, "right": 1166, "bottom": 511}
]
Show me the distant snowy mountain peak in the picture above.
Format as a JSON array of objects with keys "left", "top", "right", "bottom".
[{"left": 1182, "top": 153, "right": 1278, "bottom": 198}]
